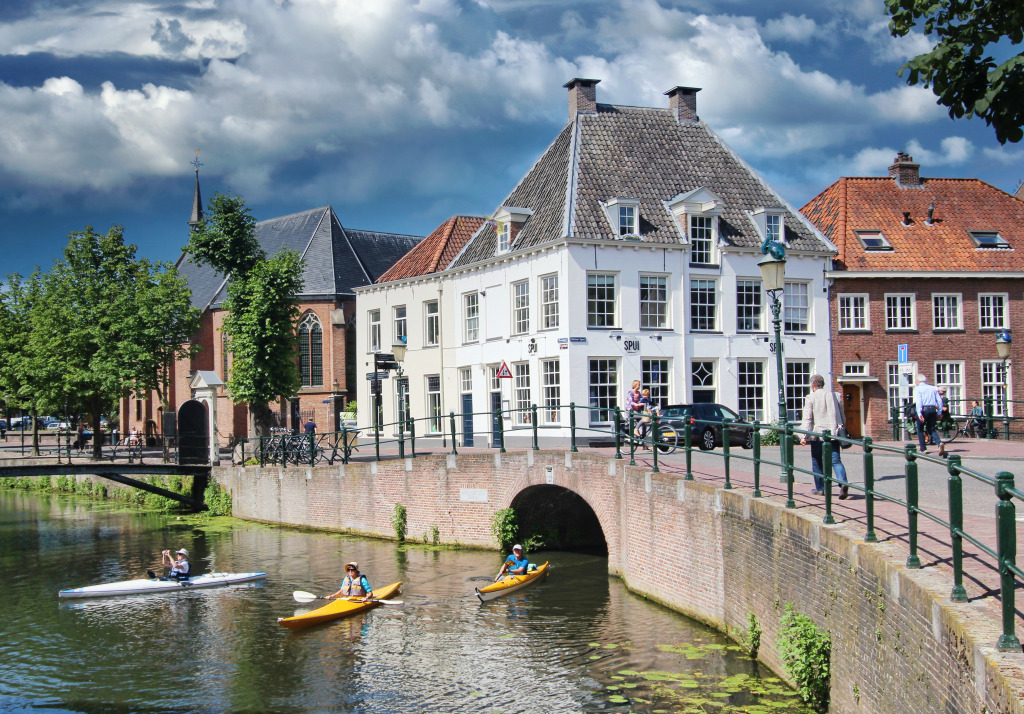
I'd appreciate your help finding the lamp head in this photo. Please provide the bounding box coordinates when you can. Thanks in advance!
[997,330,1012,359]
[391,337,407,363]
[757,253,787,293]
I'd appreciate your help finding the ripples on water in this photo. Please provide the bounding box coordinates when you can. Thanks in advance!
[0,490,810,713]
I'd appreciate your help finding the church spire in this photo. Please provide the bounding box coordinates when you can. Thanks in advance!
[188,149,203,232]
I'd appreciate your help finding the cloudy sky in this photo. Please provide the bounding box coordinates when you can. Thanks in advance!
[1,0,1021,279]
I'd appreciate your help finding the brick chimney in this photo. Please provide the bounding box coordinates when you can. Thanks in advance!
[665,86,700,122]
[564,78,599,121]
[888,151,921,187]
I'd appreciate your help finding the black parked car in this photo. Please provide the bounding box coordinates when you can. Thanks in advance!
[659,403,754,451]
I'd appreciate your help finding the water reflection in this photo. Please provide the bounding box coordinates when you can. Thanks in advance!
[0,490,810,713]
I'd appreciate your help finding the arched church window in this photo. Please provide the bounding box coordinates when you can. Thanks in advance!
[298,312,323,387]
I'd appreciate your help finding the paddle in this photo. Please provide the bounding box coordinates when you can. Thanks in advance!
[292,590,402,605]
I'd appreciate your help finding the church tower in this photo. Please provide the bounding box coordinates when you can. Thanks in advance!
[188,149,203,232]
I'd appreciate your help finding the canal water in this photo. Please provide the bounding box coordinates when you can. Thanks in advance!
[0,490,811,713]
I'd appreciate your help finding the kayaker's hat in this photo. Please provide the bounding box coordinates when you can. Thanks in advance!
[345,562,358,571]
[176,549,189,557]
[512,544,522,552]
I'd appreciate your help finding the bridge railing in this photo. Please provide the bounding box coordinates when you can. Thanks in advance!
[237,401,1022,651]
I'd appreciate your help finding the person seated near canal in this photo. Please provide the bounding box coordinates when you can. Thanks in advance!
[156,548,190,581]
[495,544,529,581]
[326,562,373,602]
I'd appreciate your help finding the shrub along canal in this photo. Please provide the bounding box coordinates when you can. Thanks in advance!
[0,487,811,713]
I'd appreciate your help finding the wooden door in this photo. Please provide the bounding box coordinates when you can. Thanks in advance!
[842,385,862,438]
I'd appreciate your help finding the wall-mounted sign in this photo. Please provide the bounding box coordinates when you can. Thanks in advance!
[622,338,640,354]
[557,337,568,344]
[570,336,587,343]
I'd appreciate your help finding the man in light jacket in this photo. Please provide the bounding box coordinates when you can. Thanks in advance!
[799,374,850,499]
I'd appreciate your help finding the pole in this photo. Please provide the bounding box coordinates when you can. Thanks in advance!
[770,290,787,482]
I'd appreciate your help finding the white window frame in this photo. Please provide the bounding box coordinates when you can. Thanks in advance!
[736,279,762,332]
[393,305,407,344]
[512,280,530,335]
[639,274,669,330]
[688,214,716,265]
[424,300,439,346]
[690,278,718,332]
[368,309,381,352]
[513,362,531,425]
[463,292,479,343]
[691,360,716,402]
[587,273,618,328]
[785,361,812,422]
[642,358,670,408]
[838,294,869,331]
[979,293,1008,330]
[460,368,472,393]
[783,282,810,333]
[737,360,765,422]
[887,362,918,421]
[541,359,561,424]
[588,358,618,425]
[934,361,965,416]
[932,293,962,331]
[540,274,559,330]
[602,198,641,238]
[970,231,1010,248]
[855,230,892,250]
[426,375,442,433]
[843,362,869,377]
[982,360,1011,416]
[497,220,510,253]
[885,293,916,331]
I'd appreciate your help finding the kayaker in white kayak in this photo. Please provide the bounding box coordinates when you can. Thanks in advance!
[495,544,529,581]
[161,548,191,581]
[326,562,373,602]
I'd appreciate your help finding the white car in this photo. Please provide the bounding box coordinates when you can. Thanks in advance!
[47,421,71,430]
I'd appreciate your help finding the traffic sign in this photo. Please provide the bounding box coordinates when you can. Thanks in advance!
[366,371,390,380]
[898,344,908,363]
[496,361,512,378]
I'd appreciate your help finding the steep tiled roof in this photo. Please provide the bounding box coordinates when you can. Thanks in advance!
[176,206,423,309]
[451,104,830,269]
[376,215,486,282]
[801,177,1024,272]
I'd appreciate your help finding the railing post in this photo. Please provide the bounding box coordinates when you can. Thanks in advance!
[374,423,381,461]
[995,471,1021,651]
[752,421,762,497]
[784,422,796,508]
[259,436,265,468]
[986,396,996,439]
[628,412,637,467]
[340,426,349,464]
[408,418,416,458]
[651,413,660,474]
[946,455,967,602]
[613,406,623,460]
[531,405,539,451]
[684,418,693,480]
[398,417,406,459]
[569,403,578,453]
[309,432,316,465]
[449,411,458,456]
[863,437,876,542]
[905,445,921,568]
[722,418,732,489]
[891,406,899,441]
[1005,418,1011,441]
[495,409,506,454]
[822,431,835,525]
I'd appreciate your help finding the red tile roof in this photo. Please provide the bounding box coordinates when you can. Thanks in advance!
[801,176,1024,272]
[375,215,486,283]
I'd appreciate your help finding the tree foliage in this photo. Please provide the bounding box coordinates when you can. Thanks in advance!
[0,271,49,454]
[184,192,304,436]
[887,0,1024,143]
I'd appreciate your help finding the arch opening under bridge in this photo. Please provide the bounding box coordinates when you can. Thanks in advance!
[511,484,607,556]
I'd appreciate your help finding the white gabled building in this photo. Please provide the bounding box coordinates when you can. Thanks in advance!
[356,79,836,448]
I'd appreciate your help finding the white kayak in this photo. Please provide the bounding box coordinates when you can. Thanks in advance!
[58,572,268,599]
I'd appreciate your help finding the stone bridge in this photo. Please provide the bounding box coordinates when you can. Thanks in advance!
[213,449,1024,714]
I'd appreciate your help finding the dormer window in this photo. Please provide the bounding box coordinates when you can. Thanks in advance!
[750,207,787,245]
[766,214,781,241]
[970,231,1010,249]
[497,221,510,252]
[602,198,641,238]
[855,230,892,250]
[493,206,533,256]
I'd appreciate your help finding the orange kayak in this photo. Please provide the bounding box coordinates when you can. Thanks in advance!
[475,562,549,602]
[278,581,402,630]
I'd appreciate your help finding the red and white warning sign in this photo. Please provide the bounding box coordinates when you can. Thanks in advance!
[496,361,513,378]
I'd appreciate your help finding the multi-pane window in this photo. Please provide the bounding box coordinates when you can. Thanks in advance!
[737,360,765,422]
[587,274,617,327]
[460,368,472,393]
[838,294,868,331]
[498,221,510,252]
[785,361,812,422]
[463,292,479,342]
[982,361,1009,416]
[640,275,668,329]
[690,279,717,331]
[619,205,637,236]
[934,361,964,416]
[783,282,810,332]
[298,312,323,387]
[368,309,381,352]
[513,363,531,425]
[541,274,559,329]
[489,365,501,392]
[642,359,670,408]
[426,375,442,433]
[393,305,407,344]
[766,213,782,241]
[933,294,961,330]
[979,294,1007,330]
[395,378,410,431]
[512,280,530,335]
[424,300,439,346]
[691,361,715,402]
[588,358,618,424]
[885,294,914,330]
[541,359,561,424]
[737,280,762,331]
[887,363,916,421]
[689,215,714,265]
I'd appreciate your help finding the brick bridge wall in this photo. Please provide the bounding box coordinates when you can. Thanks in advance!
[213,451,1022,714]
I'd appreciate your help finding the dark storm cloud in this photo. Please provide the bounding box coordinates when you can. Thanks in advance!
[0,51,210,91]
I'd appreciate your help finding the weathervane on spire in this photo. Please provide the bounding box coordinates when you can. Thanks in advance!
[192,149,203,173]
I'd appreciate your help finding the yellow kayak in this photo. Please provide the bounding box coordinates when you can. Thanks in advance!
[278,581,402,630]
[475,562,549,602]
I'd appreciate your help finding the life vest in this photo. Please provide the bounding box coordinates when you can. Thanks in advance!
[341,574,370,597]
[170,560,191,581]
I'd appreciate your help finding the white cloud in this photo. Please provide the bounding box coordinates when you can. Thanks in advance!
[762,14,817,44]
[906,137,973,165]
[982,145,1024,165]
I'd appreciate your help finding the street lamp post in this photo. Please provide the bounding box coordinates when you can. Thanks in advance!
[995,330,1012,439]
[759,241,788,483]
[392,338,408,431]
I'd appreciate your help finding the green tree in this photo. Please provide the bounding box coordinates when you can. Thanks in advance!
[185,193,304,436]
[887,0,1024,143]
[0,271,49,455]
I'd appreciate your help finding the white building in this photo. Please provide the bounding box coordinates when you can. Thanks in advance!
[356,79,836,448]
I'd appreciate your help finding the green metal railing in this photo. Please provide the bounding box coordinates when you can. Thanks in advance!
[241,401,1023,652]
[891,396,1024,442]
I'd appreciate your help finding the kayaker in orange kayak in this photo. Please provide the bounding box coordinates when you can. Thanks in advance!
[494,544,529,581]
[326,562,373,602]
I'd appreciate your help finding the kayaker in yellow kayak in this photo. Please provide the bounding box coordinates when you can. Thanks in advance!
[495,544,529,581]
[326,562,373,602]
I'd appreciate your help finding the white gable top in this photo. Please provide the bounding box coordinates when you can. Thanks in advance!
[190,371,225,389]
[665,187,724,216]
[496,206,534,222]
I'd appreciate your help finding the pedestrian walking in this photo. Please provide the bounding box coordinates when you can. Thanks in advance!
[914,374,946,457]
[799,374,850,498]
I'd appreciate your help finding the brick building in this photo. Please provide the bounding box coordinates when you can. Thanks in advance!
[120,184,422,443]
[801,153,1024,440]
